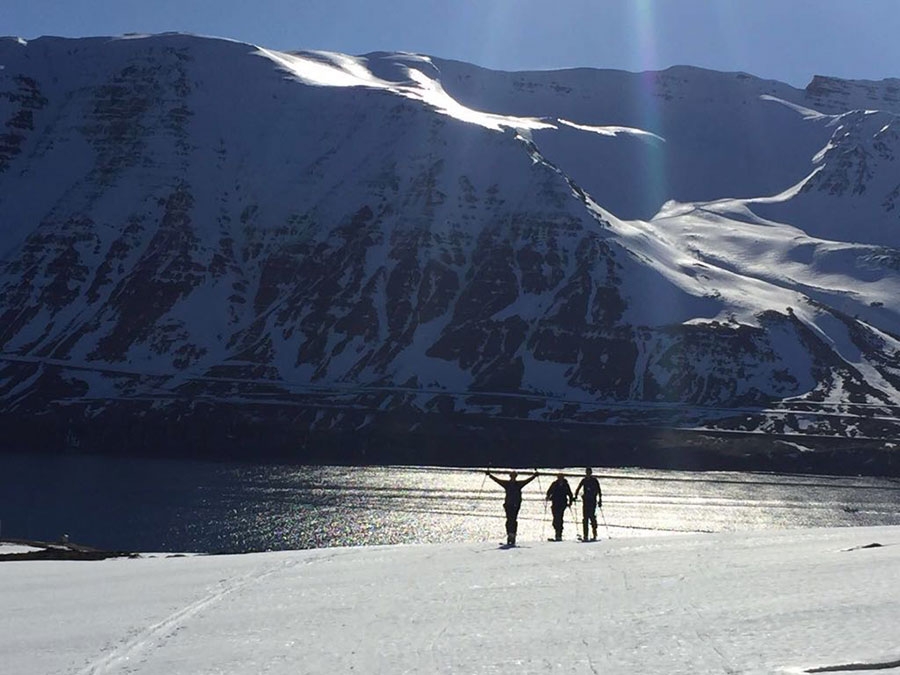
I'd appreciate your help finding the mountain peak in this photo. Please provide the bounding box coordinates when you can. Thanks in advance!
[2,36,900,465]
[804,74,900,114]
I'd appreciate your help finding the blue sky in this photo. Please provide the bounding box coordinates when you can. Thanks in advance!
[3,0,898,87]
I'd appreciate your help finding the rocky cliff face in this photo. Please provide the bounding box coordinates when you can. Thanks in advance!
[2,34,900,469]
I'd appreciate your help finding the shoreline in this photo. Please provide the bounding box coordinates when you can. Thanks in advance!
[0,538,137,561]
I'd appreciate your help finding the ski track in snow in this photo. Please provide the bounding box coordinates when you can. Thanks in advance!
[73,557,307,675]
[803,659,900,673]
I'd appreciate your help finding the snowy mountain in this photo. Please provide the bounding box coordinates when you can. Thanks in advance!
[3,34,900,470]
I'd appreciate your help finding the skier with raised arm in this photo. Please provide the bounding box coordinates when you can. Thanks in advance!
[574,467,602,541]
[485,470,538,546]
[545,472,574,541]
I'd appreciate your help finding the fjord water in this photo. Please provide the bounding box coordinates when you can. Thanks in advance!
[2,452,899,553]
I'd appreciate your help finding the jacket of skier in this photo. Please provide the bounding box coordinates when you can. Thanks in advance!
[487,472,537,510]
[575,475,602,508]
[546,477,574,509]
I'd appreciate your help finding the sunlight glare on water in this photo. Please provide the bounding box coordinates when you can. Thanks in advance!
[208,465,900,551]
[1,453,899,553]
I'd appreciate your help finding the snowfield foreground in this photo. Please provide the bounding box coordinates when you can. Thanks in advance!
[3,528,900,674]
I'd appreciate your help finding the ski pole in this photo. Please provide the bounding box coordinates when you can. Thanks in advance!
[478,468,491,541]
[600,505,611,539]
[542,499,548,540]
[534,468,544,541]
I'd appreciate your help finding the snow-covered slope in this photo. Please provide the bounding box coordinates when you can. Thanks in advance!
[751,109,900,246]
[2,34,900,463]
[434,60,831,220]
[3,527,900,674]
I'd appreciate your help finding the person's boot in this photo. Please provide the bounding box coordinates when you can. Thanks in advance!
[507,532,514,545]
[591,523,598,541]
[555,530,562,541]
[582,520,589,541]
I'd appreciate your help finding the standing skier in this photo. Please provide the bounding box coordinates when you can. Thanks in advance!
[485,470,538,546]
[545,472,574,541]
[574,467,603,541]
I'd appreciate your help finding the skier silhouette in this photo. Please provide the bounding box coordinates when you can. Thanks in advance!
[574,467,602,541]
[545,473,574,541]
[485,470,538,546]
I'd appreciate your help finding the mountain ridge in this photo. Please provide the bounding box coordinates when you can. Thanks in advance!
[2,33,900,472]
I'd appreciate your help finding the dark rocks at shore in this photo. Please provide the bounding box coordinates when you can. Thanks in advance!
[0,538,138,561]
